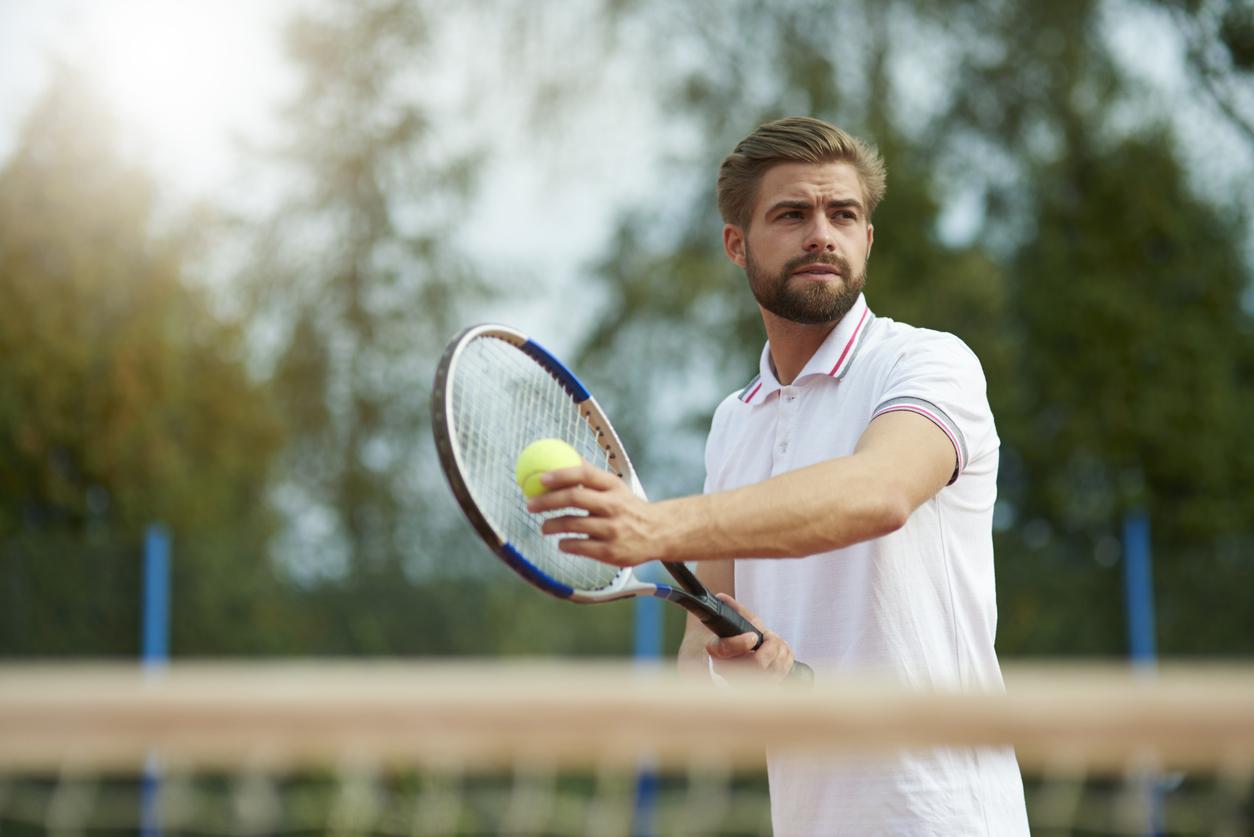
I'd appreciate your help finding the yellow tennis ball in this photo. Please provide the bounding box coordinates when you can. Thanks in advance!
[515,438,583,499]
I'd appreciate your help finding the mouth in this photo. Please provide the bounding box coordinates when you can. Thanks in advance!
[791,264,842,280]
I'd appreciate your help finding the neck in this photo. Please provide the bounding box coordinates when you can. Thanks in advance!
[761,309,841,385]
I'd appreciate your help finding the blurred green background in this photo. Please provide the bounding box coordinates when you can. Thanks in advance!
[1,0,1251,660]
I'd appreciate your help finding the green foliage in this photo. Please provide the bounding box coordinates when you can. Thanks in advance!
[221,1,645,658]
[1219,2,1254,69]
[1153,0,1254,142]
[999,129,1254,654]
[1009,130,1254,538]
[0,67,287,655]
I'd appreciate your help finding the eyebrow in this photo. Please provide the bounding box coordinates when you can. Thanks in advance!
[767,197,864,215]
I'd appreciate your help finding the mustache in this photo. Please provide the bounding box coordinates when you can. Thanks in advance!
[783,252,851,275]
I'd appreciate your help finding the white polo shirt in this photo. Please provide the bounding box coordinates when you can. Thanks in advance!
[704,293,1028,836]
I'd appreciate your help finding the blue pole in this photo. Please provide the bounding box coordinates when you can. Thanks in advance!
[631,569,664,837]
[141,523,170,837]
[634,595,663,663]
[142,524,170,668]
[1122,511,1162,836]
[1122,512,1157,668]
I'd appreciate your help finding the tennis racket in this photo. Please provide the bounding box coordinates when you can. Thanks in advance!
[431,323,768,645]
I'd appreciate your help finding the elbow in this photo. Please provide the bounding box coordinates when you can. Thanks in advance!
[870,494,911,538]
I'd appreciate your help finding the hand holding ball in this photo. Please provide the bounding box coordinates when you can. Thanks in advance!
[515,439,583,499]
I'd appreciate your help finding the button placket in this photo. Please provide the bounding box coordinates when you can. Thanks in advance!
[773,386,798,471]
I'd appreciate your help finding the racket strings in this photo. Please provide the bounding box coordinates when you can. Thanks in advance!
[450,337,622,592]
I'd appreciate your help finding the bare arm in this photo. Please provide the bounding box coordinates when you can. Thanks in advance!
[529,410,956,566]
[666,410,954,561]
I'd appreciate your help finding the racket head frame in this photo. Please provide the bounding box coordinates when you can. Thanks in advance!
[433,324,770,650]
[432,323,652,604]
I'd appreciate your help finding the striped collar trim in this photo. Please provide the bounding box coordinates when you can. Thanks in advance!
[828,302,874,381]
[739,294,874,405]
[737,374,763,403]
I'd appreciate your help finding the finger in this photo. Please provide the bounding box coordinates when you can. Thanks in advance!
[706,632,761,659]
[527,486,615,516]
[714,592,766,632]
[728,628,796,677]
[540,515,614,539]
[538,463,622,493]
[710,636,793,682]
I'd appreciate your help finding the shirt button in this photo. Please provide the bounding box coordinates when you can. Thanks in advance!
[779,442,788,452]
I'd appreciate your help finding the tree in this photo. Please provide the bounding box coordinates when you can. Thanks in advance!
[1156,0,1254,144]
[230,1,629,656]
[1001,127,1254,654]
[0,66,288,655]
[242,1,489,589]
[573,0,1254,657]
[929,0,1254,654]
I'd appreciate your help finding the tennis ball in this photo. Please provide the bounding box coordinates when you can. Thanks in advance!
[515,438,583,499]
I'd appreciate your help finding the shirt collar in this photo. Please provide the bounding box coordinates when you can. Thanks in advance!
[738,294,874,405]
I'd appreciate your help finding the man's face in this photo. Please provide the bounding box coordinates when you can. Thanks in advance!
[723,161,874,325]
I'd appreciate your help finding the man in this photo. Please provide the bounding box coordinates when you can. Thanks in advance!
[528,117,1029,835]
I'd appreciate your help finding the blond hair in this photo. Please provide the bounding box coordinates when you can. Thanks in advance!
[716,117,887,228]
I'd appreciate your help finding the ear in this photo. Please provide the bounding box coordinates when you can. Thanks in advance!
[723,224,747,268]
[866,222,874,260]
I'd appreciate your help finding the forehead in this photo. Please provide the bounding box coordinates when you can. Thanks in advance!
[753,160,864,214]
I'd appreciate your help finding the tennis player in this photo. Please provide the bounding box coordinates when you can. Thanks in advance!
[530,117,1029,835]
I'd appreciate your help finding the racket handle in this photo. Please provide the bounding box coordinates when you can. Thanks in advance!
[700,597,765,648]
[787,660,815,685]
[706,606,816,680]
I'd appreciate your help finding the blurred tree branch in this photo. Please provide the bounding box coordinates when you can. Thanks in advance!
[1159,0,1254,145]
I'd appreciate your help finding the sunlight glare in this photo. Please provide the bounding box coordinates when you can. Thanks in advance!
[81,0,289,193]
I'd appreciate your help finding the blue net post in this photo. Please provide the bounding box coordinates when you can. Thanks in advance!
[141,523,170,837]
[1123,510,1163,836]
[142,524,170,668]
[631,568,664,837]
[1122,511,1157,668]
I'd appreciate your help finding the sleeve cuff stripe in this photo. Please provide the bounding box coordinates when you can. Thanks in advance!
[871,399,968,482]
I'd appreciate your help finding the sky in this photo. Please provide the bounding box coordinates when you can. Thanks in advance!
[0,0,294,193]
[0,0,674,356]
[1,0,1250,331]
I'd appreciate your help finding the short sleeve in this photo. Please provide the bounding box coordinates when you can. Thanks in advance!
[871,332,997,485]
[703,393,738,494]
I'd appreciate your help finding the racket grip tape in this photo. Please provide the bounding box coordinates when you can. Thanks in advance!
[700,596,765,648]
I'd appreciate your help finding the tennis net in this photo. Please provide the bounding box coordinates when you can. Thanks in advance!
[1,661,1251,835]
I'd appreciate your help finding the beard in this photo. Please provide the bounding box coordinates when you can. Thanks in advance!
[745,245,866,325]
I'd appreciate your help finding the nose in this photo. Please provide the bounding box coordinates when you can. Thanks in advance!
[804,216,837,253]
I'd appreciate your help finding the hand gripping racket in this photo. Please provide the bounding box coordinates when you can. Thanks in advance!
[431,323,767,646]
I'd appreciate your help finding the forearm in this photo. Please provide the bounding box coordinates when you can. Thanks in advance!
[677,617,714,675]
[531,411,952,569]
[656,454,910,563]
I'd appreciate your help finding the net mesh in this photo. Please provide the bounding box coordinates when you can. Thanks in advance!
[449,335,622,592]
[2,662,1252,836]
